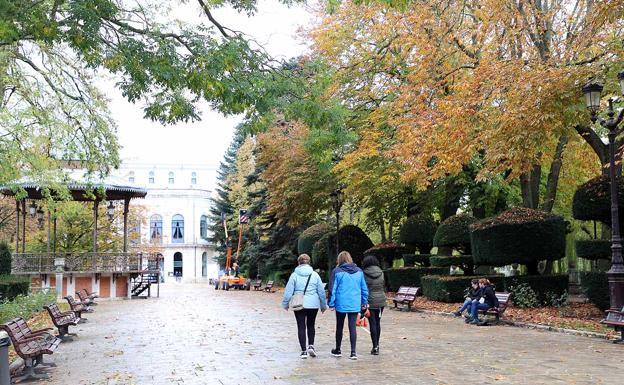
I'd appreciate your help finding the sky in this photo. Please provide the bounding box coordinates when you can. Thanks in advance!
[110,0,316,169]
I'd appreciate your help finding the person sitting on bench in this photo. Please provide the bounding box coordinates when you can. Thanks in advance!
[467,278,498,325]
[454,279,481,318]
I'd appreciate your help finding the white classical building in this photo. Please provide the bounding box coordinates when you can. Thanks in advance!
[116,162,219,283]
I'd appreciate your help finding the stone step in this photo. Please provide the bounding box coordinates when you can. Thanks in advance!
[567,293,589,304]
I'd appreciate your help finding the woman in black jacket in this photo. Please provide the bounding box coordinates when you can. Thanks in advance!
[468,278,499,324]
[362,255,385,355]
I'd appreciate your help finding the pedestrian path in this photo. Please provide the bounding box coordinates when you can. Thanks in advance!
[39,283,622,385]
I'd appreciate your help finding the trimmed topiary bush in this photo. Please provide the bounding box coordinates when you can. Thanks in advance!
[398,215,437,253]
[297,223,332,256]
[421,275,505,303]
[580,271,610,311]
[430,255,474,275]
[0,242,11,275]
[365,243,409,269]
[572,175,624,225]
[471,208,567,274]
[575,240,611,261]
[312,232,335,272]
[433,214,477,254]
[335,225,374,266]
[0,275,30,301]
[384,267,448,292]
[402,254,431,267]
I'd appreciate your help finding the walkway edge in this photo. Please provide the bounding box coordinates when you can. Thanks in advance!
[414,309,610,340]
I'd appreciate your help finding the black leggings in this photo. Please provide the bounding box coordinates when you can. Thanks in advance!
[335,311,358,354]
[369,307,383,348]
[294,308,318,351]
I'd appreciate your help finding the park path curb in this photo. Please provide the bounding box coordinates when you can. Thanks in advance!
[413,308,611,341]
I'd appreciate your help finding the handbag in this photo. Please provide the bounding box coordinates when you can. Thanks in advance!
[288,274,312,311]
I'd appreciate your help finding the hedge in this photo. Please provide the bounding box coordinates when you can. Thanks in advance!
[580,272,610,311]
[575,240,611,261]
[421,275,505,303]
[421,274,568,303]
[471,208,566,273]
[0,242,10,275]
[0,290,57,324]
[312,232,335,272]
[0,275,30,301]
[430,255,474,275]
[398,215,437,253]
[335,225,374,266]
[365,243,409,269]
[433,214,477,253]
[572,175,624,225]
[297,223,332,256]
[384,267,448,292]
[402,254,431,267]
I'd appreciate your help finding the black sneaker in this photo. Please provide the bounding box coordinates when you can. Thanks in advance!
[371,347,379,355]
[331,348,342,357]
[464,316,473,324]
[453,311,462,317]
[307,345,317,357]
[349,352,358,360]
[300,351,308,359]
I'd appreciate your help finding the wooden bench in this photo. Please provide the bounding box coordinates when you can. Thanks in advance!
[601,306,624,343]
[82,288,99,299]
[76,290,96,306]
[43,303,80,341]
[253,279,262,291]
[264,281,275,293]
[1,318,61,382]
[479,292,512,323]
[391,286,420,311]
[65,295,92,321]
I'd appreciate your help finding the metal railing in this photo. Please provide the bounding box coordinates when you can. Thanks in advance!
[11,252,162,275]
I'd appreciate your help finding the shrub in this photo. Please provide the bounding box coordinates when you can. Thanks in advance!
[471,207,567,274]
[398,215,437,253]
[297,223,332,256]
[0,242,11,275]
[430,255,475,275]
[335,225,374,266]
[365,243,409,269]
[575,240,611,261]
[421,275,505,303]
[572,175,624,225]
[433,214,477,254]
[507,283,540,308]
[384,267,448,292]
[505,274,569,304]
[0,275,31,301]
[402,254,431,267]
[312,232,335,272]
[0,290,57,324]
[580,271,610,311]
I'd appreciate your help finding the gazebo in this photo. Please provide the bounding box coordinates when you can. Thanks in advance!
[1,174,160,299]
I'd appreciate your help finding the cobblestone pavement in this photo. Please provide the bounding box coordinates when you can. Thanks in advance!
[36,283,623,385]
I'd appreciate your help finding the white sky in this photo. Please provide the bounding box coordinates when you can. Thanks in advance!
[110,0,316,167]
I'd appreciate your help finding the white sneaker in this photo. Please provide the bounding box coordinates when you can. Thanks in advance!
[300,351,308,359]
[307,345,317,357]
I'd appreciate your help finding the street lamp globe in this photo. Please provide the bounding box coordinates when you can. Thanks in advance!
[618,70,624,96]
[582,81,603,112]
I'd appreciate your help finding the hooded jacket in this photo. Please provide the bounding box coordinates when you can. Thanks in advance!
[479,285,499,308]
[328,263,368,313]
[281,264,328,310]
[363,265,386,309]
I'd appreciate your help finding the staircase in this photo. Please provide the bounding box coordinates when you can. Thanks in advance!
[131,273,159,298]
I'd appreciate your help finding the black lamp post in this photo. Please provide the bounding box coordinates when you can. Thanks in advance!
[330,189,344,256]
[582,73,624,311]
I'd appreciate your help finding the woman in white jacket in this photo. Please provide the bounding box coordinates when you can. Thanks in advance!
[281,254,328,358]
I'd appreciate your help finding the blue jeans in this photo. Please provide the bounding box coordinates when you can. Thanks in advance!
[470,302,491,319]
[458,299,475,314]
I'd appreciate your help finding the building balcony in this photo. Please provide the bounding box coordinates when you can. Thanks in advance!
[11,252,162,275]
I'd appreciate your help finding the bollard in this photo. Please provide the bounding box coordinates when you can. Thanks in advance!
[0,331,10,385]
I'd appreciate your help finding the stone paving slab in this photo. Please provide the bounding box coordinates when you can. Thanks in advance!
[33,283,623,385]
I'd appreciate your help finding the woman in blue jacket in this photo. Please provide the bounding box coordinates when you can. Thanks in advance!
[281,254,328,359]
[328,251,368,360]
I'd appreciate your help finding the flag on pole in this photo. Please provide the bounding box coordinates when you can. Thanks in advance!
[239,208,249,224]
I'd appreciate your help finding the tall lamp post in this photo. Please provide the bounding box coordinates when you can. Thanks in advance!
[582,72,624,311]
[330,189,344,256]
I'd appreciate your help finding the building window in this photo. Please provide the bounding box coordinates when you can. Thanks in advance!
[150,214,163,242]
[168,171,174,184]
[128,171,135,183]
[200,215,208,239]
[149,171,155,184]
[191,171,197,185]
[172,214,184,243]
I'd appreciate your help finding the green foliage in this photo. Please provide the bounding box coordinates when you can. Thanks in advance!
[298,223,332,256]
[575,240,611,261]
[572,176,624,225]
[402,254,431,267]
[505,275,569,305]
[312,231,336,273]
[0,275,30,301]
[433,214,477,253]
[364,242,408,268]
[420,275,505,303]
[430,255,474,275]
[384,267,448,292]
[0,241,10,275]
[0,290,57,324]
[336,225,374,265]
[507,283,540,308]
[580,272,610,311]
[471,208,567,271]
[398,215,437,253]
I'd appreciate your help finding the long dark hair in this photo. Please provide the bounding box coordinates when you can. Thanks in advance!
[361,255,380,269]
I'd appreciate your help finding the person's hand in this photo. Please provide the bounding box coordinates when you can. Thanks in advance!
[321,308,326,314]
[329,307,335,312]
[479,297,485,304]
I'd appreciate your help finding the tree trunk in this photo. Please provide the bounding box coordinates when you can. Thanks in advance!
[379,221,386,243]
[526,261,539,275]
[542,135,568,213]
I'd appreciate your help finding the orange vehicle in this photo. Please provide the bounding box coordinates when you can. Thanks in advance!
[215,214,248,290]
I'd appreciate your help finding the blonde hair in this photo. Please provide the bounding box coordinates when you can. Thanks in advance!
[478,278,491,286]
[297,254,311,265]
[336,251,353,266]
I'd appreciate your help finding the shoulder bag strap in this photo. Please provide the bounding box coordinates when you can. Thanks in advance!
[302,274,312,294]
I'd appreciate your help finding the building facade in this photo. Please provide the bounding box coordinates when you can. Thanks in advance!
[117,162,219,283]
